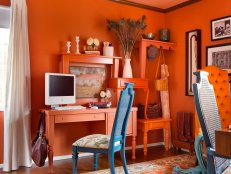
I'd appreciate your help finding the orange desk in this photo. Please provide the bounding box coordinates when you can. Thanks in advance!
[137,118,171,156]
[43,107,137,174]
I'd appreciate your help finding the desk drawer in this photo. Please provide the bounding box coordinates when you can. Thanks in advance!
[55,113,105,123]
[147,122,166,130]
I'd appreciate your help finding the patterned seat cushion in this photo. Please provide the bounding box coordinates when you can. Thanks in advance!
[73,134,120,149]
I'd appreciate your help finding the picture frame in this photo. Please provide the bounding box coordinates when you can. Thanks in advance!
[185,29,201,96]
[206,43,231,74]
[69,63,106,98]
[211,15,231,41]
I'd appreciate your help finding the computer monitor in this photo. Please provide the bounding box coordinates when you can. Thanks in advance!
[45,73,76,106]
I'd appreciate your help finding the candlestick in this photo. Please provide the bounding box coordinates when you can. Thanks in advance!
[67,41,71,54]
[75,36,80,54]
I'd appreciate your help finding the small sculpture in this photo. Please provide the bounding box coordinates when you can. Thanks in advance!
[100,89,111,103]
[75,36,80,54]
[86,37,99,51]
[67,41,71,54]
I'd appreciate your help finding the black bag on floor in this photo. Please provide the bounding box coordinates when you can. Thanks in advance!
[31,111,48,167]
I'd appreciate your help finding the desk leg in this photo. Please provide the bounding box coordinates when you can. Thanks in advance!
[165,127,169,151]
[132,135,136,159]
[143,131,148,156]
[48,145,54,174]
[46,114,55,174]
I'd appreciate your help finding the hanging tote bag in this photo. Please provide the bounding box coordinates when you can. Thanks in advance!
[31,111,48,167]
[154,48,168,91]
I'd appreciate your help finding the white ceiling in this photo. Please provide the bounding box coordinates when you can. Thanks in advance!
[129,0,189,9]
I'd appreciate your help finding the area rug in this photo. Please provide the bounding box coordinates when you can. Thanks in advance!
[86,154,197,174]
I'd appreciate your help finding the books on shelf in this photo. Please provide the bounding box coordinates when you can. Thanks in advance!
[84,51,100,55]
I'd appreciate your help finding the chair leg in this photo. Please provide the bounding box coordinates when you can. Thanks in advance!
[72,146,79,174]
[120,148,128,174]
[207,154,216,174]
[108,152,116,174]
[93,153,99,171]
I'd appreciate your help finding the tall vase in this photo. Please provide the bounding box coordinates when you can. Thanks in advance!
[122,58,133,78]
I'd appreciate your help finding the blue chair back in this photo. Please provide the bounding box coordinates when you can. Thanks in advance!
[109,83,134,151]
[193,71,230,174]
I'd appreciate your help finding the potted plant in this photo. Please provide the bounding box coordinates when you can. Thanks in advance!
[107,15,146,78]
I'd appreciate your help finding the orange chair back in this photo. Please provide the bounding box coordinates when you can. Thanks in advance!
[194,66,231,136]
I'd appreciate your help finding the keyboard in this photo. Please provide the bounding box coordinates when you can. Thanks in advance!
[53,105,86,110]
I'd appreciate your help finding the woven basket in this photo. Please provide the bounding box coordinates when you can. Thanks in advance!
[137,103,162,119]
[154,79,168,91]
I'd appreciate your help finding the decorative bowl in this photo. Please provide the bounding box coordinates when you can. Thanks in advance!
[142,33,155,40]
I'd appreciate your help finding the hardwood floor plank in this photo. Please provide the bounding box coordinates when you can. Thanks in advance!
[0,146,185,173]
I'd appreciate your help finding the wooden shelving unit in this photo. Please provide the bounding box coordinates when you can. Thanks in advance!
[138,39,176,78]
[140,39,176,50]
[60,54,122,78]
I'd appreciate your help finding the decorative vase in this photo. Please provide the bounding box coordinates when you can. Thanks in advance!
[122,58,133,78]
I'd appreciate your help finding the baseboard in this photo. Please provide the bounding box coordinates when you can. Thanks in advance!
[0,142,165,167]
[51,152,93,161]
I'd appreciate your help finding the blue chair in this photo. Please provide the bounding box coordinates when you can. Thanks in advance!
[72,83,134,174]
[193,71,231,174]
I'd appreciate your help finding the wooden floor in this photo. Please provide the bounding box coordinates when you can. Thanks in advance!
[0,146,184,174]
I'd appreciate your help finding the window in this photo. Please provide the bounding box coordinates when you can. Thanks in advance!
[0,28,9,110]
[0,6,10,110]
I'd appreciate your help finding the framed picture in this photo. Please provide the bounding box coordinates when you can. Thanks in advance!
[206,43,231,74]
[69,64,106,98]
[185,29,201,96]
[211,15,231,41]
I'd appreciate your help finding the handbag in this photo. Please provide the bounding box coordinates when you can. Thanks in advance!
[154,48,168,91]
[31,111,48,167]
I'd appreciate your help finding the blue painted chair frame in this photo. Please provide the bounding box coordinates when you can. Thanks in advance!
[72,83,134,174]
[193,71,231,174]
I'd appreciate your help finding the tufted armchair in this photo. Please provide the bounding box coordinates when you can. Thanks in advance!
[193,71,231,174]
[194,65,231,137]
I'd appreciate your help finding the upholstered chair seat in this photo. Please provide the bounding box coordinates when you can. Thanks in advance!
[73,134,120,149]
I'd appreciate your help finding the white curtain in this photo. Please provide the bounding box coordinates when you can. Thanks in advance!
[4,0,31,171]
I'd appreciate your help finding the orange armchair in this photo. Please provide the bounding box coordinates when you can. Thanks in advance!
[194,66,231,136]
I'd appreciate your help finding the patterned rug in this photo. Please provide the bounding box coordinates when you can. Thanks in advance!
[86,154,197,174]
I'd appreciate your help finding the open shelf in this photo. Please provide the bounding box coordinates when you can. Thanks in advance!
[139,39,176,50]
[60,54,122,78]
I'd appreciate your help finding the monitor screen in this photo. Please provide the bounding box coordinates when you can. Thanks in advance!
[45,73,76,106]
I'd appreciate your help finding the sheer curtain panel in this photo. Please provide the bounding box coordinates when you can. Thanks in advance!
[4,0,32,171]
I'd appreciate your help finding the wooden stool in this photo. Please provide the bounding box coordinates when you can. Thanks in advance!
[137,118,171,156]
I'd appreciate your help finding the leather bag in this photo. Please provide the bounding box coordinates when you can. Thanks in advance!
[31,111,48,167]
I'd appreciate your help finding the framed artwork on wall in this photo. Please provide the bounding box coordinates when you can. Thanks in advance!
[211,15,231,41]
[185,29,201,96]
[206,43,231,74]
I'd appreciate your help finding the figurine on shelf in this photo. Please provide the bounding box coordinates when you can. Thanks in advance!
[100,89,111,103]
[85,37,100,55]
[67,41,71,54]
[75,36,80,54]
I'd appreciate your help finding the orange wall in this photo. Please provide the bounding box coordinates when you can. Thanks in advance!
[26,0,166,158]
[166,0,231,141]
[0,0,10,6]
[1,0,231,164]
